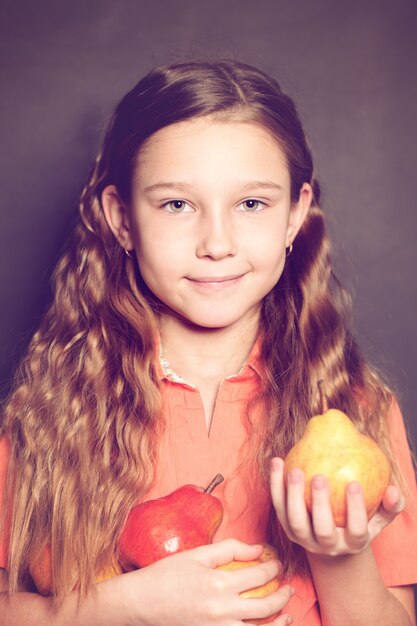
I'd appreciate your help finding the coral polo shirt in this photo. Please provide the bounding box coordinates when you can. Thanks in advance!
[1,343,417,624]
[146,344,417,624]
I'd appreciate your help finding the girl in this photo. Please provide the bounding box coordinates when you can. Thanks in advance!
[0,60,416,626]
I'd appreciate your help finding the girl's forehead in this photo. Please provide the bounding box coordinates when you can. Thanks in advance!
[132,117,291,199]
[137,116,289,167]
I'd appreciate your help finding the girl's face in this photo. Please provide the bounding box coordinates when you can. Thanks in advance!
[103,117,311,333]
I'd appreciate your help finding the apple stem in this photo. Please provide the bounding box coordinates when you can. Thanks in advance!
[204,474,224,494]
[318,380,329,412]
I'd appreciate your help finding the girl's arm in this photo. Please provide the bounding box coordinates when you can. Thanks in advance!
[307,550,415,626]
[271,458,416,626]
[0,540,295,626]
[0,568,126,626]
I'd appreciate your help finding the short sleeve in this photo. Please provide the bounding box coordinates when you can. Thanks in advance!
[371,401,417,586]
[0,437,11,570]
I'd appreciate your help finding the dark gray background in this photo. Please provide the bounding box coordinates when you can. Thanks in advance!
[0,0,416,601]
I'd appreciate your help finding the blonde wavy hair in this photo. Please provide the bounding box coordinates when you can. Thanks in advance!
[1,60,395,599]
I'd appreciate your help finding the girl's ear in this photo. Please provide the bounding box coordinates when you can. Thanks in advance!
[286,182,313,247]
[101,185,135,251]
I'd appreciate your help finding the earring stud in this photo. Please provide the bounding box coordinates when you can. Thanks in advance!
[124,249,132,258]
[286,243,293,257]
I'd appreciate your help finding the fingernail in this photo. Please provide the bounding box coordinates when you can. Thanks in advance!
[387,485,400,504]
[286,617,293,625]
[289,585,295,596]
[312,475,325,490]
[271,457,283,471]
[347,481,361,495]
[289,469,303,485]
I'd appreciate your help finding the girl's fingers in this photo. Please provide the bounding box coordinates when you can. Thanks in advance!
[285,469,313,542]
[240,585,294,624]
[271,459,313,545]
[270,457,287,521]
[381,485,404,515]
[273,615,294,626]
[345,482,369,549]
[227,559,281,596]
[310,475,337,548]
[196,539,264,568]
[368,485,405,538]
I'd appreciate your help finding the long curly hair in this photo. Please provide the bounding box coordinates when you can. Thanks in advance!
[1,60,394,599]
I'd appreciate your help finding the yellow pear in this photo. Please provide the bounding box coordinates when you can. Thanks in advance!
[284,408,391,527]
[95,561,123,583]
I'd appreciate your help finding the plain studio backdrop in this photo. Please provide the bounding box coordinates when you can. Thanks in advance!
[0,0,416,607]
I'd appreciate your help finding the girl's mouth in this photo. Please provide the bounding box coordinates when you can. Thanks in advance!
[185,274,246,291]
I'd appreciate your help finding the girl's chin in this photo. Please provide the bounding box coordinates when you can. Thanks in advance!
[160,308,260,334]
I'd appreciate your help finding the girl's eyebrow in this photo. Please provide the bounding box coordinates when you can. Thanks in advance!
[144,182,193,194]
[143,180,283,194]
[240,180,283,192]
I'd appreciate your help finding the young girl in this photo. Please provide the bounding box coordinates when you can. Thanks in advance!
[0,60,416,626]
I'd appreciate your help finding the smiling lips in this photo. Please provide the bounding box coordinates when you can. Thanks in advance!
[187,274,245,288]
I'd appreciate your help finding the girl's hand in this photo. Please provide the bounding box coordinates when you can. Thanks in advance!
[116,539,294,626]
[270,457,404,557]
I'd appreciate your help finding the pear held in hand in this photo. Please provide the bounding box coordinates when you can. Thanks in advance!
[119,474,224,569]
[284,386,391,527]
[217,544,281,625]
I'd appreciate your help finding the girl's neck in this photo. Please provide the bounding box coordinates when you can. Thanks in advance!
[158,313,260,385]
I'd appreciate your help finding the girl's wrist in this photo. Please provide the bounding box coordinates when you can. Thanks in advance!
[306,543,373,569]
[96,571,140,626]
[305,543,388,602]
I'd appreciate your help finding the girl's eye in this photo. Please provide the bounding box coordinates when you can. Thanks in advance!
[241,199,264,212]
[163,200,192,213]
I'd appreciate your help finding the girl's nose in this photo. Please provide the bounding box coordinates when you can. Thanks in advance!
[196,211,237,260]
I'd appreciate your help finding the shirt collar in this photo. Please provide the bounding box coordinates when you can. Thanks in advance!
[154,333,265,385]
